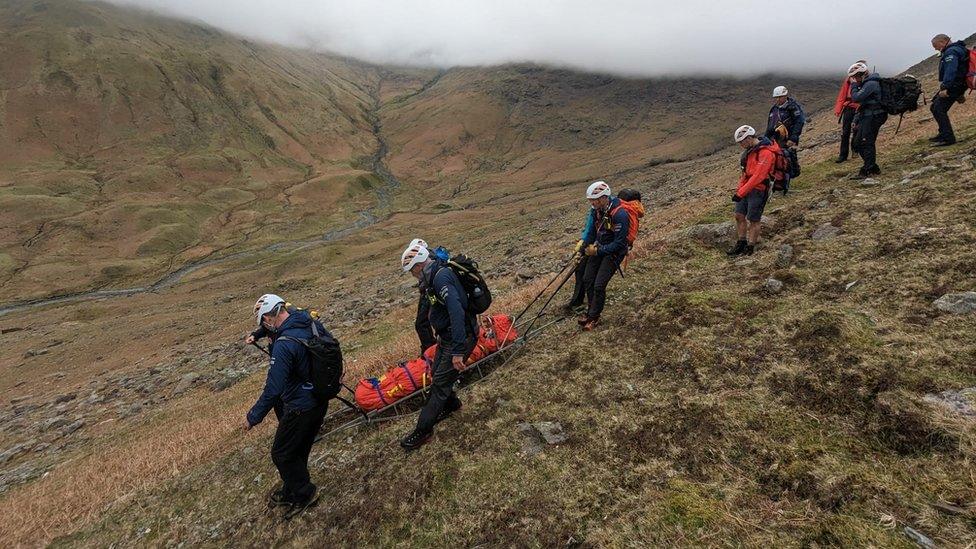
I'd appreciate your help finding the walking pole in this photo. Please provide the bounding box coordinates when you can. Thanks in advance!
[522,255,581,335]
[252,342,270,356]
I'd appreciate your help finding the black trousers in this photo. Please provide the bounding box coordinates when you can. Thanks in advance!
[415,334,476,434]
[855,112,888,173]
[567,258,587,307]
[271,402,327,503]
[415,295,436,355]
[931,89,965,141]
[583,253,623,319]
[839,106,856,159]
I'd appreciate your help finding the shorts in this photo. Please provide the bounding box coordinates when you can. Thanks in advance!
[733,187,769,222]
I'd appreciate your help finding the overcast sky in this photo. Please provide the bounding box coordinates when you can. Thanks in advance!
[108,0,974,76]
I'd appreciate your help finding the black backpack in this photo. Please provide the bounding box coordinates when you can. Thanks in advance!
[438,254,492,314]
[878,76,922,115]
[279,323,343,401]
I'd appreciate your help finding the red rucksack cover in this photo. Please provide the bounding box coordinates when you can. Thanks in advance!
[967,47,976,90]
[609,200,645,245]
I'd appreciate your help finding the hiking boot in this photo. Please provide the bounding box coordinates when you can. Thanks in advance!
[868,165,881,175]
[577,314,590,326]
[933,139,956,147]
[400,429,432,452]
[849,171,869,180]
[582,317,600,331]
[267,488,288,508]
[834,156,847,163]
[282,486,320,520]
[743,244,755,256]
[928,135,947,142]
[726,239,747,257]
[435,397,462,424]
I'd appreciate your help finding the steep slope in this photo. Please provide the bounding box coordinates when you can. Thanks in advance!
[22,32,976,548]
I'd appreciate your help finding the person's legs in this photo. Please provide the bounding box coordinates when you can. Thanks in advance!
[582,254,601,314]
[565,259,587,309]
[271,406,324,503]
[414,336,475,434]
[930,94,956,142]
[855,114,881,174]
[728,202,748,255]
[838,107,854,160]
[586,255,620,320]
[744,189,769,251]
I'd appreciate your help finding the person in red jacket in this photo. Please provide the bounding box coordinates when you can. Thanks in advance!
[833,59,865,163]
[728,125,777,257]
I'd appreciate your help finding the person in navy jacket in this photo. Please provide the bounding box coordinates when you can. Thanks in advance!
[579,181,630,331]
[244,294,330,512]
[398,243,478,451]
[929,34,969,146]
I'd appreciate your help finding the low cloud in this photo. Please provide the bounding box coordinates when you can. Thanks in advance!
[108,0,974,76]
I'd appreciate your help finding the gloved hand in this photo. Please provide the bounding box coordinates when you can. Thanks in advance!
[732,193,742,203]
[786,140,796,148]
[574,239,584,254]
[584,244,598,256]
[937,89,949,99]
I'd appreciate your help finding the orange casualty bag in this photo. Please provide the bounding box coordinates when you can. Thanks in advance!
[354,315,519,412]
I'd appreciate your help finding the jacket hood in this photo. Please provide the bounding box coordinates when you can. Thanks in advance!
[864,73,881,83]
[277,310,313,338]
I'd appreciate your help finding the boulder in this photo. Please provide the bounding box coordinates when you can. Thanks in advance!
[683,222,735,248]
[764,278,784,294]
[932,292,976,315]
[811,223,842,241]
[775,244,794,268]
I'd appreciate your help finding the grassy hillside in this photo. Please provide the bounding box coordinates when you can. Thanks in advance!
[1,1,973,546]
[0,0,381,301]
[37,57,976,549]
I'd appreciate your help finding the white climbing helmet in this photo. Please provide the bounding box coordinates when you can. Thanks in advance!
[772,85,789,98]
[401,242,430,272]
[586,181,611,199]
[253,294,285,326]
[734,125,756,143]
[847,62,868,77]
[407,238,429,250]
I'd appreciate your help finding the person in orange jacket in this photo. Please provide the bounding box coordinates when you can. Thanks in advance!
[728,125,778,257]
[833,59,865,163]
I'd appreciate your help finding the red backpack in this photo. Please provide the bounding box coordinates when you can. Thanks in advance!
[966,47,976,91]
[607,190,645,246]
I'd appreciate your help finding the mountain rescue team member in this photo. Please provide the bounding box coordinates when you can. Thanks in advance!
[243,294,330,515]
[833,61,865,163]
[406,238,438,355]
[847,62,887,178]
[728,125,777,257]
[764,86,806,150]
[929,34,969,146]
[399,242,478,451]
[578,181,630,331]
[563,213,595,313]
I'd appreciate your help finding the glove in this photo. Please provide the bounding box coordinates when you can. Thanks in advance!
[732,193,742,203]
[584,244,598,256]
[574,239,584,254]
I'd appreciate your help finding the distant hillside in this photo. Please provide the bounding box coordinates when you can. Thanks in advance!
[0,0,381,301]
[381,67,837,201]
